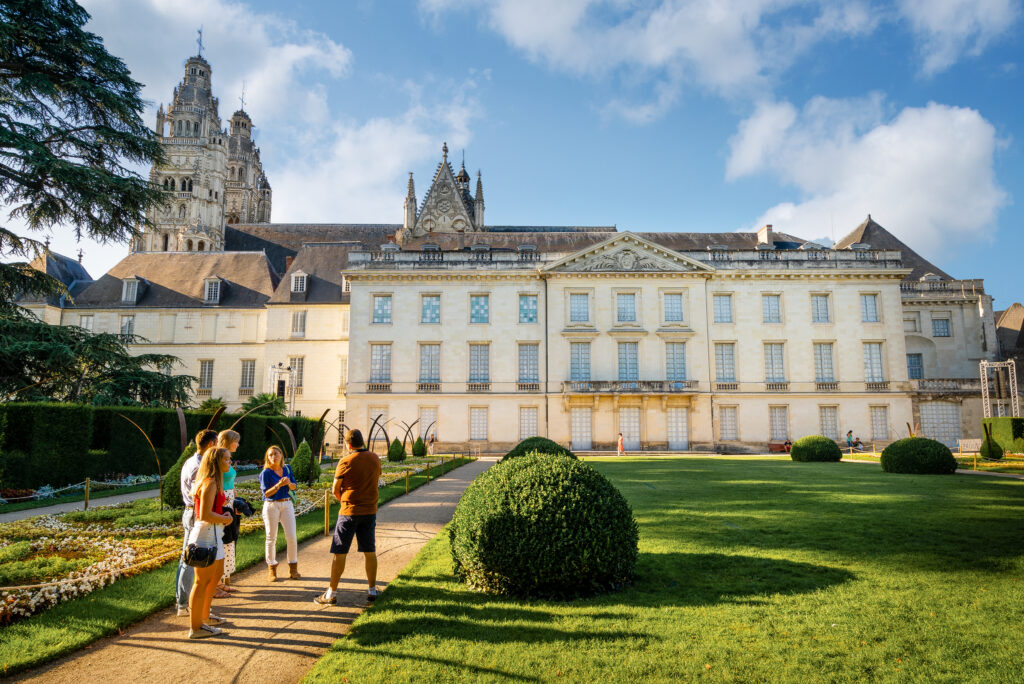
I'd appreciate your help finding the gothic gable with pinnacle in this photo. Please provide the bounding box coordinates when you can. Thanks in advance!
[413,155,476,237]
[543,233,716,274]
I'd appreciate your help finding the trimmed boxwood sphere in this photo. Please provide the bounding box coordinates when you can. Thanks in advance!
[790,435,843,462]
[980,439,1004,461]
[450,453,638,599]
[502,436,576,462]
[881,437,958,474]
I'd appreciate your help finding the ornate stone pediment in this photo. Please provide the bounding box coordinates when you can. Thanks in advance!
[543,233,715,274]
[413,155,475,237]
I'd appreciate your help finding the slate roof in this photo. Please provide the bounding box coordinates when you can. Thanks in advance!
[269,242,362,305]
[225,224,398,274]
[20,251,93,306]
[72,251,278,309]
[835,216,950,280]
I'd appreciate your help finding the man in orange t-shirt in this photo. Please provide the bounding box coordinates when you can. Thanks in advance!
[314,428,382,605]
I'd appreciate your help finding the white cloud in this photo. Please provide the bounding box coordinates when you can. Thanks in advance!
[897,0,1020,75]
[727,96,1008,251]
[422,0,877,121]
[271,83,481,223]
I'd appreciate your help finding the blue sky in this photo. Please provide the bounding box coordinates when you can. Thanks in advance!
[48,1,1024,307]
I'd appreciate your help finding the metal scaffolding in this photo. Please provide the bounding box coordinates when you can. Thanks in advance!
[980,360,1019,418]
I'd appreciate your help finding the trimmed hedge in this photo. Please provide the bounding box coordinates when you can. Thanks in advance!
[980,418,1024,455]
[980,439,1004,461]
[790,435,843,462]
[450,453,638,599]
[412,436,427,458]
[387,438,406,463]
[502,436,576,462]
[290,441,315,484]
[160,443,197,509]
[0,403,315,490]
[881,437,958,475]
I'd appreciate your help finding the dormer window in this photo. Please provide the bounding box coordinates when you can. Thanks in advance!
[341,274,351,293]
[204,278,221,304]
[291,272,307,293]
[121,278,138,304]
[381,243,400,252]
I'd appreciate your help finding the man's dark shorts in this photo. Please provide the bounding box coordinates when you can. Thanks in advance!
[330,513,376,554]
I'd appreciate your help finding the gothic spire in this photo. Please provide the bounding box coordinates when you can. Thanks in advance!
[475,170,483,202]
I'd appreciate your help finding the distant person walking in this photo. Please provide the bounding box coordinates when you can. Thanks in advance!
[176,429,218,617]
[428,433,436,457]
[217,429,241,595]
[260,445,299,581]
[187,446,233,639]
[617,432,625,456]
[315,428,382,605]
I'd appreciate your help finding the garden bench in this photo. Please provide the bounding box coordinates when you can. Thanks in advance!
[767,442,788,453]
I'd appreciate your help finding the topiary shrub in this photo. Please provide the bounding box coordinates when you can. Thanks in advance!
[881,437,958,474]
[387,438,406,462]
[450,453,638,599]
[790,435,842,462]
[502,436,576,462]
[161,442,196,509]
[290,440,315,484]
[412,436,427,458]
[981,439,1004,461]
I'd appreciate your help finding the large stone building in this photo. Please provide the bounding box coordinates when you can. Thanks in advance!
[23,52,1000,452]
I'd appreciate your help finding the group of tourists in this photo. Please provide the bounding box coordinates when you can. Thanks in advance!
[175,427,383,639]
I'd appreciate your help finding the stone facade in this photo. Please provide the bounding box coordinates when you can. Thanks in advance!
[23,52,998,453]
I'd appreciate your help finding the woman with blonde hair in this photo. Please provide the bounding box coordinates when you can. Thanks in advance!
[259,445,299,581]
[187,447,233,639]
[216,429,241,596]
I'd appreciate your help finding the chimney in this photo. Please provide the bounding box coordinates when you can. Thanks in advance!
[284,256,294,271]
[757,224,773,246]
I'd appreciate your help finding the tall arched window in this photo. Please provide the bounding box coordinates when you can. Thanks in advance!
[162,234,169,251]
[188,179,193,192]
[176,120,182,135]
[169,178,175,191]
[162,179,168,190]
[179,205,185,219]
[198,241,204,251]
[186,239,193,251]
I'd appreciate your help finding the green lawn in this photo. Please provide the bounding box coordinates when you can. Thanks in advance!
[0,457,473,677]
[304,456,1024,683]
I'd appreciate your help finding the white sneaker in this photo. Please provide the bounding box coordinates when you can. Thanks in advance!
[200,624,223,635]
[207,613,228,624]
[176,606,189,617]
[367,587,378,602]
[187,628,212,639]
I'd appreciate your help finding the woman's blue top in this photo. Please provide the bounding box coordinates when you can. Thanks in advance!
[222,465,237,491]
[259,465,296,501]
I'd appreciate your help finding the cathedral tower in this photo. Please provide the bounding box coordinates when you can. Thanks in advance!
[136,54,228,252]
[225,109,273,224]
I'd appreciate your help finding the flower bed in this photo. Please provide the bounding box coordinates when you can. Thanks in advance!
[0,481,326,625]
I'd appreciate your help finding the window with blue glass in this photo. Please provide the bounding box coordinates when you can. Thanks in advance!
[618,342,639,381]
[664,293,684,322]
[469,344,489,382]
[519,294,538,323]
[932,318,951,337]
[470,294,489,323]
[666,342,687,382]
[616,293,636,323]
[570,342,590,381]
[421,295,440,324]
[569,293,589,322]
[372,294,391,324]
[907,353,923,379]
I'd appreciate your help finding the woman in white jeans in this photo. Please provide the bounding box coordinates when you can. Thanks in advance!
[259,445,299,582]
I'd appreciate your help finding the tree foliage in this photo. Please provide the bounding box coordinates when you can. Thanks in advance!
[197,396,226,412]
[0,315,193,406]
[0,0,167,313]
[240,392,286,416]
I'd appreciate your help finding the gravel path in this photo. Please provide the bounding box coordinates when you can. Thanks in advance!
[13,459,492,684]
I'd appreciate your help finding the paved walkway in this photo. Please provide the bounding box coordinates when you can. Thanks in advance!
[0,475,261,524]
[13,459,491,684]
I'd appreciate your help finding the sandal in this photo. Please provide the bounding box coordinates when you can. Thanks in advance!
[213,588,231,599]
[218,582,236,593]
